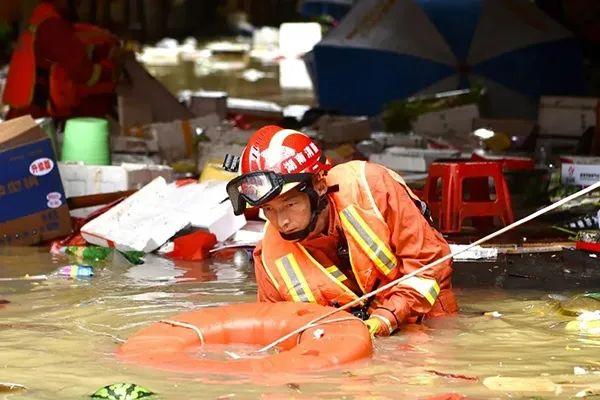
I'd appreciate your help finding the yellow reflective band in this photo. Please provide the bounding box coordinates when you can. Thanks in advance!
[86,64,102,86]
[297,244,359,299]
[326,265,348,282]
[276,254,316,303]
[28,24,38,34]
[261,251,280,290]
[340,206,397,276]
[399,276,440,305]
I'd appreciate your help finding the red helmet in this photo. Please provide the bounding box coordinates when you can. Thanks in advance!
[240,125,330,175]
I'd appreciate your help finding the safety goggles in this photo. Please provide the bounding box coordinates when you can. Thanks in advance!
[226,171,313,215]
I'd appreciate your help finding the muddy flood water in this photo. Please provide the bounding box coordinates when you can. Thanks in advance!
[2,246,600,399]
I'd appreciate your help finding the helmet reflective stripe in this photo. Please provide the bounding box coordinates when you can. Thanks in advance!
[240,125,327,176]
[261,129,306,172]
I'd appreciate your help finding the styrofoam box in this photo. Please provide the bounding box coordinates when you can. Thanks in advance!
[413,104,480,136]
[279,22,321,57]
[279,58,313,90]
[369,147,460,172]
[58,162,174,198]
[538,96,598,137]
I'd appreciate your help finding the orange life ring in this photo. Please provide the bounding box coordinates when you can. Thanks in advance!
[117,302,372,374]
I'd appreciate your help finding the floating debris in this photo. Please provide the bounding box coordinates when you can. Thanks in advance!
[0,382,26,393]
[91,383,153,400]
[286,383,301,392]
[426,370,479,382]
[483,311,503,318]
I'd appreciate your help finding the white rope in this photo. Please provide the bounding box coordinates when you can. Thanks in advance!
[159,319,205,346]
[255,180,600,354]
[296,316,359,344]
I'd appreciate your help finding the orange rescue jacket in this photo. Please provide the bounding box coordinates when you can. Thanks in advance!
[3,3,117,117]
[2,2,59,109]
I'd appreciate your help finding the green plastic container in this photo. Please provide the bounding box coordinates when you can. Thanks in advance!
[61,118,111,165]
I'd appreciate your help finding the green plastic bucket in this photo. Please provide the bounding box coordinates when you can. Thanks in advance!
[61,117,111,165]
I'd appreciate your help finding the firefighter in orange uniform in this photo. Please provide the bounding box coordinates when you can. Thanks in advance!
[3,0,119,120]
[226,126,458,337]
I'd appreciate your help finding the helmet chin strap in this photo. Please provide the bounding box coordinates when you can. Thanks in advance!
[279,182,328,242]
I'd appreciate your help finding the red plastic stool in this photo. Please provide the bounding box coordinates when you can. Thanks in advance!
[424,161,514,233]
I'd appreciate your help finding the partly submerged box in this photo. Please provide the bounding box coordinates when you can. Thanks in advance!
[0,116,71,246]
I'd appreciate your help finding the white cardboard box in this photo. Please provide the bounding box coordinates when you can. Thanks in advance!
[413,104,480,136]
[538,96,598,137]
[561,156,600,186]
[369,147,460,172]
[58,162,174,198]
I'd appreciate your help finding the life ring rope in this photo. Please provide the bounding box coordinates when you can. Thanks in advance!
[159,319,205,345]
[160,316,358,353]
[118,303,373,374]
[296,317,358,345]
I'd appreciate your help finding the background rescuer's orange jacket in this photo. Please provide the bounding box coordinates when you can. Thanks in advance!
[254,161,458,334]
[3,1,116,118]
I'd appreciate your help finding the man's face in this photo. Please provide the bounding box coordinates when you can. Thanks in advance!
[261,186,312,238]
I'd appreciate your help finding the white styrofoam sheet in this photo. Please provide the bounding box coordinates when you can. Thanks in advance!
[81,178,245,252]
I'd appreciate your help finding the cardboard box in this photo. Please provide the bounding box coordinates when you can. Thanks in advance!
[148,114,221,163]
[561,156,600,186]
[317,115,371,144]
[189,91,228,120]
[111,135,159,154]
[413,104,480,136]
[0,116,71,246]
[118,95,153,135]
[538,96,598,137]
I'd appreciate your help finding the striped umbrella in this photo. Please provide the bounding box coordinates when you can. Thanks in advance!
[312,0,586,117]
